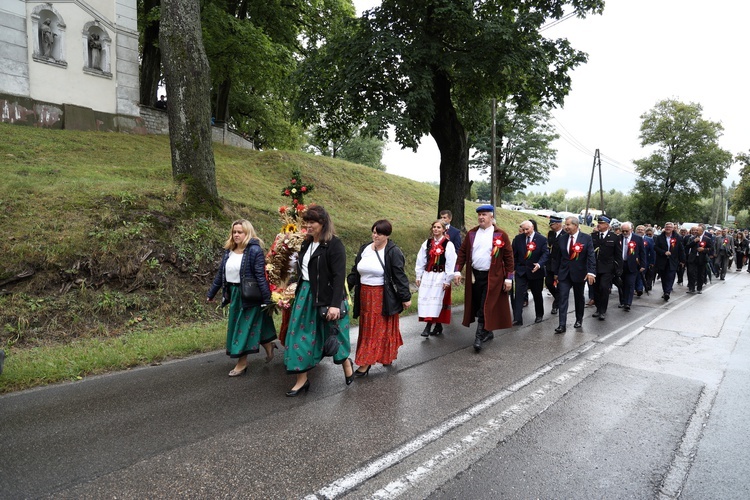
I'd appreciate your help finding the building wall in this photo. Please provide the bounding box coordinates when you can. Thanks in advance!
[0,0,30,96]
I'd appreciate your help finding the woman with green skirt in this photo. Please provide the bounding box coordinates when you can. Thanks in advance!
[208,219,277,376]
[284,205,354,396]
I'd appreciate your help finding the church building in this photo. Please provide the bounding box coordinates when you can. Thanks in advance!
[0,0,141,130]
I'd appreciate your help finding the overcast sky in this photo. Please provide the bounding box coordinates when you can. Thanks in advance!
[352,0,748,198]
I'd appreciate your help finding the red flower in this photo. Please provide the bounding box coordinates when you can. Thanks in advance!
[279,206,287,213]
[301,186,307,192]
[284,189,290,196]
[699,241,706,248]
[291,179,296,184]
[570,242,584,260]
[525,241,536,259]
[492,236,505,259]
[670,237,676,248]
[293,199,298,204]
[628,240,636,255]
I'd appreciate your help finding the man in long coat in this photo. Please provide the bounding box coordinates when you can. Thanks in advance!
[455,205,514,351]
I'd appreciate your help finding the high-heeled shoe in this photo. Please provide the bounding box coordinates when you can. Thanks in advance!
[420,323,432,337]
[265,343,278,363]
[344,358,354,385]
[353,365,370,378]
[286,380,310,397]
[432,323,443,336]
[228,366,247,377]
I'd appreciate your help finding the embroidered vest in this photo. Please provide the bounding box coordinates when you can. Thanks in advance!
[425,238,449,273]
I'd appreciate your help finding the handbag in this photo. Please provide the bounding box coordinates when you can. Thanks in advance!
[241,275,262,302]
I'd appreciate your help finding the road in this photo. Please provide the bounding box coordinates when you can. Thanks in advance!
[1,272,749,499]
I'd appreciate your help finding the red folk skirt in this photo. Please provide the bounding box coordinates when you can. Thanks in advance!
[355,284,403,366]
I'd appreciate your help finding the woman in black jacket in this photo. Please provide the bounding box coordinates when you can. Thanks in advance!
[348,220,412,377]
[283,205,354,396]
[207,219,277,376]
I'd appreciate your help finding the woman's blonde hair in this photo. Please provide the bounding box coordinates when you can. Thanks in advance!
[223,219,263,250]
[429,219,447,238]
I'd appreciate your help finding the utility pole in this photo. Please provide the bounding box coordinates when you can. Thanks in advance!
[583,149,604,226]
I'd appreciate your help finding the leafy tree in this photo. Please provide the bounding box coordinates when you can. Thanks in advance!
[294,0,604,226]
[630,99,733,223]
[473,180,492,202]
[160,0,218,203]
[732,151,750,211]
[470,102,559,202]
[138,0,162,106]
[338,135,386,171]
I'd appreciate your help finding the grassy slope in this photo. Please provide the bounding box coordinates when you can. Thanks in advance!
[0,123,551,392]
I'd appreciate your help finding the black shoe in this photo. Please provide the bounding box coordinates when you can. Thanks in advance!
[473,334,483,351]
[697,290,702,294]
[720,277,725,280]
[513,320,523,326]
[551,307,558,315]
[480,330,494,343]
[421,323,432,337]
[432,323,443,336]
[286,380,310,397]
[636,291,642,297]
[617,304,625,308]
[535,316,543,324]
[344,358,354,385]
[598,313,606,321]
[592,311,601,318]
[664,294,670,301]
[624,305,630,311]
[677,281,683,285]
[353,365,370,378]
[554,326,566,334]
[687,289,694,294]
[574,320,583,328]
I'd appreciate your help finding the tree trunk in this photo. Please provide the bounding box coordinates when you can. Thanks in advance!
[160,0,219,203]
[213,79,231,123]
[430,71,469,230]
[139,0,162,106]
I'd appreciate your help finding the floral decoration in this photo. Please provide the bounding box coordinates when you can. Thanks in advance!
[628,240,636,255]
[280,168,314,219]
[570,242,584,260]
[492,235,505,259]
[428,237,446,266]
[670,237,676,249]
[525,241,537,259]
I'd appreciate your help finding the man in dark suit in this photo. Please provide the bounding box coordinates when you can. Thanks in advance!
[591,215,622,321]
[685,224,711,294]
[512,220,549,325]
[551,216,596,333]
[618,222,646,311]
[440,210,462,251]
[545,215,564,315]
[654,222,686,300]
[713,227,734,280]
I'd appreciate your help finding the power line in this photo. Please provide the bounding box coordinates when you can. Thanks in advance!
[540,11,578,32]
[551,118,637,176]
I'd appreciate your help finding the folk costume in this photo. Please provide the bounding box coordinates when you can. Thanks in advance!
[207,239,277,359]
[455,206,514,350]
[284,236,351,374]
[416,236,457,335]
[349,240,411,367]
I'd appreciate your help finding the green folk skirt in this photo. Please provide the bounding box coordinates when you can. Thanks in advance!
[284,280,351,374]
[226,284,277,358]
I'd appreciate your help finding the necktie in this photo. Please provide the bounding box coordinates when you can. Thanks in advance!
[623,237,629,260]
[569,236,574,254]
[527,236,531,245]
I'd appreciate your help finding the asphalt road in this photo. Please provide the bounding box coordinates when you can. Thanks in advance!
[1,272,749,499]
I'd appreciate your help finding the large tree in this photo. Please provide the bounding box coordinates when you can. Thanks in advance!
[294,0,604,227]
[630,99,733,223]
[731,151,750,211]
[138,0,162,106]
[470,102,559,202]
[160,0,218,203]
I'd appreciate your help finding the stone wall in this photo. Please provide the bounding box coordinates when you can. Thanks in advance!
[140,105,255,150]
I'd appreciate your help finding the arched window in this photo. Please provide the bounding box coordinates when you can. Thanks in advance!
[31,4,67,68]
[82,21,112,77]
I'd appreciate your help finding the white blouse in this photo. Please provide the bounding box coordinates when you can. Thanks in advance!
[225,251,243,283]
[300,242,319,281]
[357,245,385,286]
[415,238,458,283]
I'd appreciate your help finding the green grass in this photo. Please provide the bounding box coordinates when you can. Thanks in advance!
[0,123,551,393]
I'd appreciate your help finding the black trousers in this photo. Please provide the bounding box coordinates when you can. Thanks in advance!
[471,269,489,326]
[594,271,614,314]
[557,277,585,327]
[687,261,704,291]
[513,275,544,322]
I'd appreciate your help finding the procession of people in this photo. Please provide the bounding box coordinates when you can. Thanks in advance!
[208,192,743,396]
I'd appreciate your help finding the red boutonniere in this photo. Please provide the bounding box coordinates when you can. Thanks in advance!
[628,240,636,255]
[428,238,445,265]
[699,241,706,248]
[492,236,505,259]
[670,237,676,249]
[570,242,584,260]
[525,241,537,259]
[723,238,728,246]
[644,241,648,247]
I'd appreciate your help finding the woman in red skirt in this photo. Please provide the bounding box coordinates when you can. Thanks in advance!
[348,220,412,377]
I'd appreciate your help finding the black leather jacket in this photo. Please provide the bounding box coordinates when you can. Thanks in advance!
[349,240,411,318]
[297,236,347,308]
